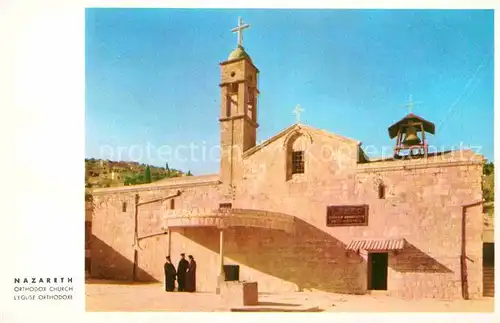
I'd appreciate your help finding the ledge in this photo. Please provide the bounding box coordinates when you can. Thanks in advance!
[154,208,295,233]
[219,114,259,128]
[356,159,483,173]
[91,177,221,195]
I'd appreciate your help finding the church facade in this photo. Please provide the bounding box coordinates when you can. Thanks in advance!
[87,20,485,299]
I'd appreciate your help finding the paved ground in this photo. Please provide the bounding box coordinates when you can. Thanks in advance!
[85,279,494,312]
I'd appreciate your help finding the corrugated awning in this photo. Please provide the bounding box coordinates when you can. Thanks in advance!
[346,238,406,252]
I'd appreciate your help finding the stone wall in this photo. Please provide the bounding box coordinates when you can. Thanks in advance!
[355,159,483,299]
[235,130,483,299]
[89,128,483,299]
[90,180,223,282]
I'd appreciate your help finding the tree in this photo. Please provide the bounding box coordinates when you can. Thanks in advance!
[186,170,193,176]
[483,161,494,203]
[124,176,135,186]
[145,166,152,183]
[165,162,171,177]
[484,161,494,176]
[136,174,145,183]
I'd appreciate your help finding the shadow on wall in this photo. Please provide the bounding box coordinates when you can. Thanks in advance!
[181,218,366,293]
[390,241,453,273]
[89,235,159,283]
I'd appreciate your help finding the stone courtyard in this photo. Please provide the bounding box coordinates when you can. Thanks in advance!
[85,279,494,312]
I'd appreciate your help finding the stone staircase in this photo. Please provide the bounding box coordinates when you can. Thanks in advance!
[483,266,494,297]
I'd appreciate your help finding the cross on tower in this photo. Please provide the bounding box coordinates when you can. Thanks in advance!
[231,17,250,47]
[293,104,304,123]
[403,95,422,114]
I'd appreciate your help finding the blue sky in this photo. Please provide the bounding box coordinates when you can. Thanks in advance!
[86,9,494,175]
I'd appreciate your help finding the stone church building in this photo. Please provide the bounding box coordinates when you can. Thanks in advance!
[87,20,489,299]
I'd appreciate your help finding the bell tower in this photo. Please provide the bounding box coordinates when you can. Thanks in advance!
[388,98,435,159]
[219,17,259,186]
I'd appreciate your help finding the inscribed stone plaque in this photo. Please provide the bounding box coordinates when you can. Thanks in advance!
[326,204,369,227]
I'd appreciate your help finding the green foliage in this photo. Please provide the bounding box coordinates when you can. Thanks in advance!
[186,170,193,176]
[124,176,136,186]
[482,161,494,203]
[145,166,152,183]
[483,161,494,176]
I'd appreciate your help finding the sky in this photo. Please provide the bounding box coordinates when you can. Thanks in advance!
[85,9,494,175]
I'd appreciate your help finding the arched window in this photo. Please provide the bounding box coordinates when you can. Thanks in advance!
[226,83,238,117]
[286,133,309,180]
[122,202,127,212]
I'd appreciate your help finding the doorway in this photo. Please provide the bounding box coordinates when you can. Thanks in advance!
[368,253,388,290]
[482,243,495,297]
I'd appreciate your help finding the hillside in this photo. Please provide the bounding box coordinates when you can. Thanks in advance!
[85,158,192,189]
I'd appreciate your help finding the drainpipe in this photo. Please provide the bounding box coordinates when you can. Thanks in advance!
[133,194,140,281]
[132,190,182,281]
[216,228,225,295]
[461,200,483,300]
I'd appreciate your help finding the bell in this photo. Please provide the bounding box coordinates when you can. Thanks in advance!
[402,126,421,146]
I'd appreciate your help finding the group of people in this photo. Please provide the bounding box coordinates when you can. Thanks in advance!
[164,253,197,292]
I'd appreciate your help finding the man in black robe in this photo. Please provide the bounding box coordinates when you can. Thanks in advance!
[185,254,197,292]
[163,256,176,292]
[177,253,189,292]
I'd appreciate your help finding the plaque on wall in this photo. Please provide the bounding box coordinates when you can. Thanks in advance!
[326,204,369,227]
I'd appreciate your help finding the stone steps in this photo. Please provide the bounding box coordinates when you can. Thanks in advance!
[483,267,494,297]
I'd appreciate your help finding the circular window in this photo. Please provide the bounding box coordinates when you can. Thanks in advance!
[230,72,236,77]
